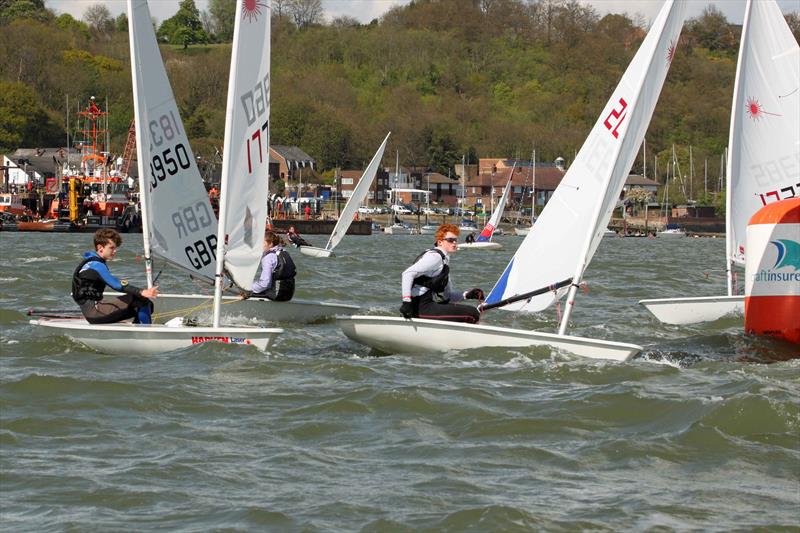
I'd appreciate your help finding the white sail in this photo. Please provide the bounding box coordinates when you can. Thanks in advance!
[726,0,799,268]
[486,0,687,312]
[476,167,514,242]
[128,0,217,281]
[325,132,390,251]
[215,0,272,291]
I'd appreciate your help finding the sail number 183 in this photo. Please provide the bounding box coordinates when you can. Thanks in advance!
[149,111,191,190]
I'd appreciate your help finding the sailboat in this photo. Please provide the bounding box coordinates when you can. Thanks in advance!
[459,164,515,250]
[337,0,686,361]
[656,156,686,238]
[299,133,391,258]
[640,0,799,324]
[29,0,285,354]
[515,150,536,236]
[419,172,438,235]
[384,151,413,235]
[657,146,686,238]
[118,0,356,323]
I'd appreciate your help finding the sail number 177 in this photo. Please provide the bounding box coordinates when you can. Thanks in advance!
[240,75,270,174]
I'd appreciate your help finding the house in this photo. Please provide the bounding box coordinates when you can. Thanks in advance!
[269,145,316,197]
[420,171,460,206]
[336,167,390,204]
[464,157,567,211]
[623,174,659,195]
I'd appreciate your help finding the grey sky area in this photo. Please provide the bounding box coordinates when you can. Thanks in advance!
[45,0,800,26]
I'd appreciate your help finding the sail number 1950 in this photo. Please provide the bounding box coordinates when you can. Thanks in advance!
[150,144,191,190]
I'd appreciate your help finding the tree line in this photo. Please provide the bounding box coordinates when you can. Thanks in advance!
[1,0,798,206]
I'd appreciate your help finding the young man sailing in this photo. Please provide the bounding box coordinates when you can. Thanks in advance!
[400,223,484,323]
[72,229,159,324]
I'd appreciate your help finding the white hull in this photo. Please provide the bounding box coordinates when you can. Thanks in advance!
[639,295,744,325]
[658,229,686,238]
[514,227,530,236]
[109,292,359,324]
[384,225,413,235]
[299,246,334,258]
[419,225,438,235]
[31,318,282,355]
[458,241,503,250]
[337,316,640,361]
[459,225,479,233]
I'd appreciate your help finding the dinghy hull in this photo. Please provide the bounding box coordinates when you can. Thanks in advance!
[336,316,640,361]
[31,318,282,355]
[638,295,744,324]
[298,246,334,258]
[458,242,502,250]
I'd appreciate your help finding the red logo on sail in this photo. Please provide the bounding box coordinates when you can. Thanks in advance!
[667,39,677,63]
[746,97,781,121]
[242,0,266,22]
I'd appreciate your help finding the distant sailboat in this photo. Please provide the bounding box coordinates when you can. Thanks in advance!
[338,0,687,361]
[515,149,535,236]
[300,133,391,257]
[460,164,515,250]
[384,151,413,235]
[640,0,799,324]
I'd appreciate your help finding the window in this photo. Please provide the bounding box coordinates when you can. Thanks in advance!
[341,178,353,185]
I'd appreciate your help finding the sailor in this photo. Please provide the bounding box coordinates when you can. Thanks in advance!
[286,225,311,247]
[72,228,158,324]
[465,232,476,244]
[400,223,483,323]
[245,230,296,301]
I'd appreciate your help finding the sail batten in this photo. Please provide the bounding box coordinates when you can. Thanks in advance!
[485,0,687,315]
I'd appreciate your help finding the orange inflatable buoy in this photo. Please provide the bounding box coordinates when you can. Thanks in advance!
[744,198,800,344]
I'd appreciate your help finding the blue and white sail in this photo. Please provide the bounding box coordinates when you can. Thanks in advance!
[485,0,687,315]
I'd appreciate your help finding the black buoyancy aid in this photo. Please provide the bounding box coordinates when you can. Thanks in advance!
[269,248,296,280]
[71,256,106,305]
[412,248,449,294]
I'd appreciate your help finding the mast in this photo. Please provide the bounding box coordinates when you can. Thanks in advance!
[127,1,154,287]
[531,148,536,224]
[642,138,647,179]
[212,1,246,327]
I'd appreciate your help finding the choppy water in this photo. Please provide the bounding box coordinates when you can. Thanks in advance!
[1,231,798,531]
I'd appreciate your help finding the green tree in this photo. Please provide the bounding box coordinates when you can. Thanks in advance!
[687,5,735,52]
[115,13,128,32]
[208,0,235,41]
[0,0,51,23]
[0,81,62,150]
[157,0,209,48]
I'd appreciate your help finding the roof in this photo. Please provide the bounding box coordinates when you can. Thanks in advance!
[6,147,141,179]
[421,172,458,185]
[270,145,315,167]
[466,165,565,190]
[625,174,659,187]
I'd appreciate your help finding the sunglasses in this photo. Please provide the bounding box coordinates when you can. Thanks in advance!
[442,237,458,243]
